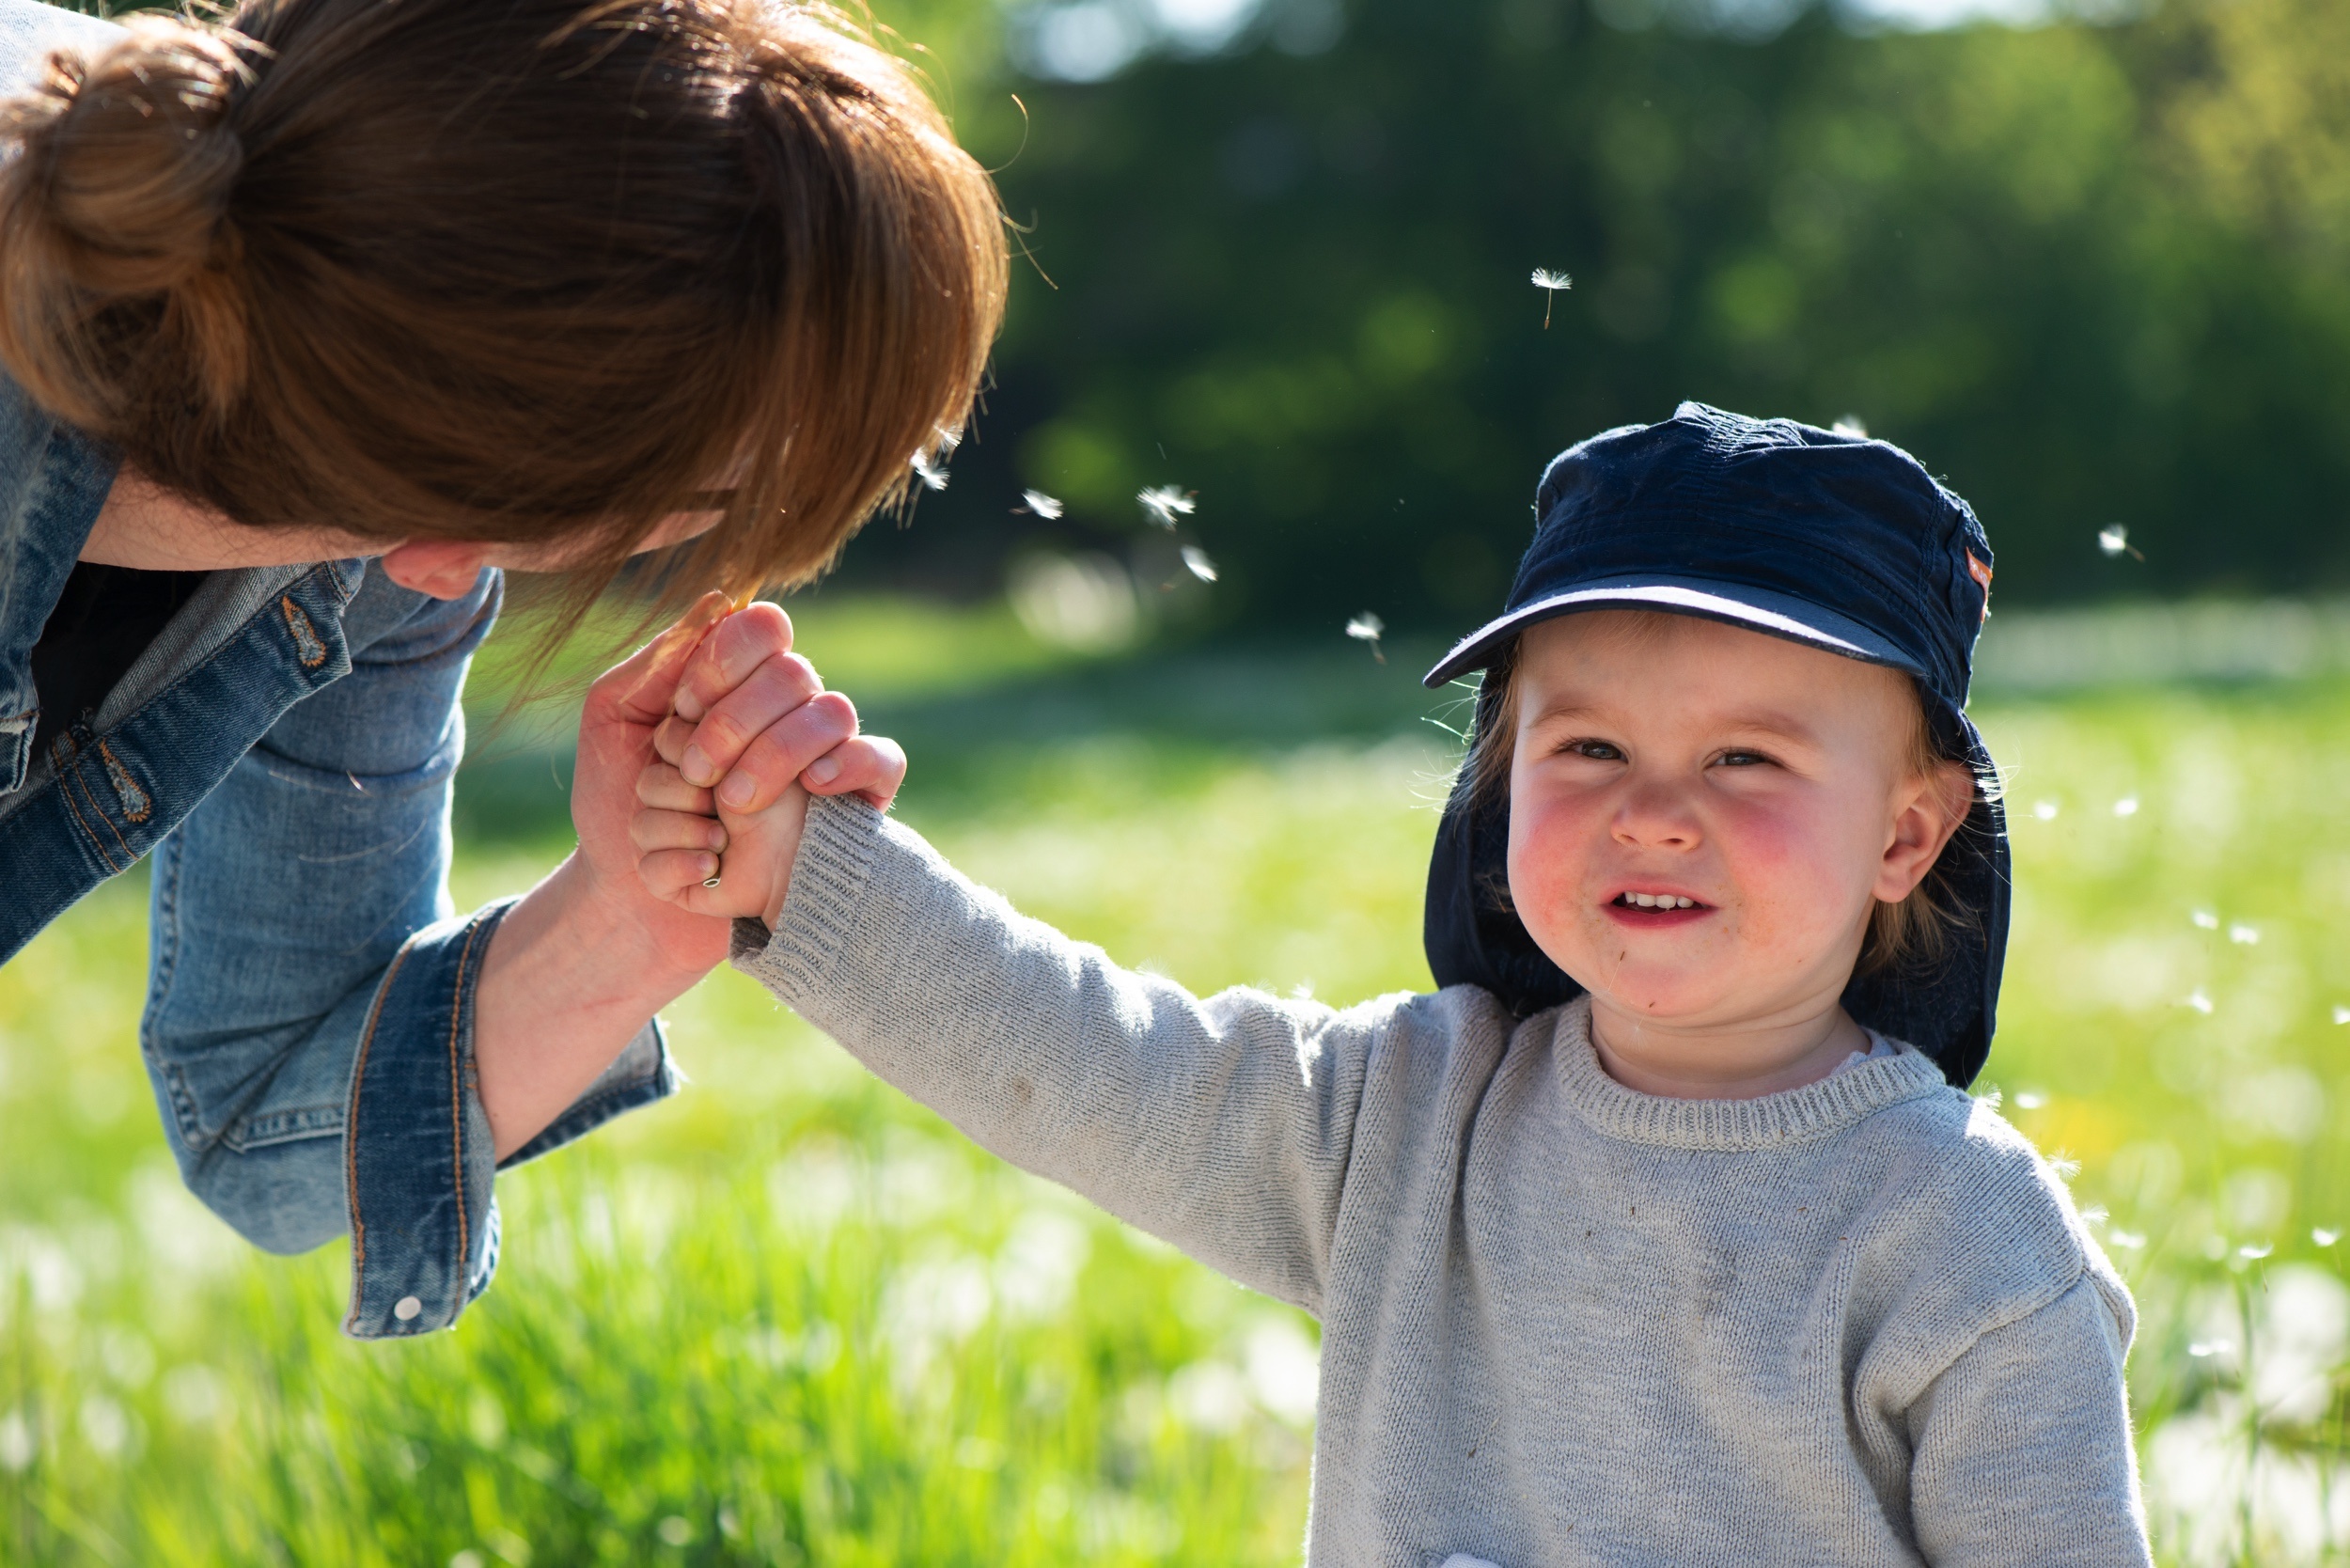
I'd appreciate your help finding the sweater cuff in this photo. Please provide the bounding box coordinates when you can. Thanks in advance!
[729,792,886,1003]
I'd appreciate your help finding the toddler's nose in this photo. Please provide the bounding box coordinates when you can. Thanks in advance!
[1609,779,1700,850]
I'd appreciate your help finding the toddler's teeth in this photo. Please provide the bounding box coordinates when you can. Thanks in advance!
[1676,897,1693,908]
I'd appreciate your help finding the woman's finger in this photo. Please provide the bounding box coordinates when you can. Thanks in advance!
[637,846,722,903]
[675,653,825,788]
[636,760,715,813]
[801,734,907,809]
[711,692,856,813]
[672,602,794,723]
[652,713,696,768]
[588,589,731,729]
[631,807,728,856]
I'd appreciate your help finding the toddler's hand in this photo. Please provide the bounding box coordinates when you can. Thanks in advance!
[629,602,905,926]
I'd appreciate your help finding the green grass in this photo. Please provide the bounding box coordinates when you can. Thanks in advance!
[8,602,2350,1564]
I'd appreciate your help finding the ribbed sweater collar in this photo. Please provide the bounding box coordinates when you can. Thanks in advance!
[1550,996,1952,1152]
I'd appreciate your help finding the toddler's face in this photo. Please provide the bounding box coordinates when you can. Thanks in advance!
[1507,612,1965,1048]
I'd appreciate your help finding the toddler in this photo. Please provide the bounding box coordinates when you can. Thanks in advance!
[632,403,2149,1567]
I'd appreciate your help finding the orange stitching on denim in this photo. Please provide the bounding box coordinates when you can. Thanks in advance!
[344,944,412,1290]
[280,597,328,667]
[97,742,152,823]
[57,762,121,874]
[447,917,489,1286]
[73,762,134,866]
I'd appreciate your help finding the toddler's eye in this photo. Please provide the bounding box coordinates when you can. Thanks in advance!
[1716,749,1773,768]
[1566,739,1624,761]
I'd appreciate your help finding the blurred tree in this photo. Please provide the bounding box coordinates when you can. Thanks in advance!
[856,0,2350,634]
[2156,0,2350,255]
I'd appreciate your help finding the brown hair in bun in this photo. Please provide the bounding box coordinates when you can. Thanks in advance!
[0,0,1009,611]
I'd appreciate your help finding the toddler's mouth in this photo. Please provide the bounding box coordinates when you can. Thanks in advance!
[1612,891,1700,910]
[1605,889,1713,926]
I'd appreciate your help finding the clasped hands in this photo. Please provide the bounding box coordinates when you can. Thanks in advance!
[621,593,902,930]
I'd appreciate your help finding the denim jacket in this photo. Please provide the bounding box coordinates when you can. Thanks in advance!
[0,369,677,1337]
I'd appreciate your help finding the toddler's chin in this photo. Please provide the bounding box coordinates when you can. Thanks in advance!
[1575,963,1748,1032]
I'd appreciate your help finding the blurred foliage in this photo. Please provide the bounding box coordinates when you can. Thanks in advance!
[836,0,2350,631]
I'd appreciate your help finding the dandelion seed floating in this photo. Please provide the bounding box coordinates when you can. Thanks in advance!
[1137,485,1196,527]
[2239,1242,2273,1261]
[2316,1228,2342,1247]
[2107,1229,2146,1249]
[1831,415,1869,439]
[2112,796,2138,818]
[1345,611,1386,665]
[1530,268,1574,329]
[2193,909,2219,930]
[1015,489,1064,519]
[2031,800,2059,822]
[2097,525,2144,561]
[1180,544,1217,583]
[2188,1340,2231,1357]
[2335,1005,2350,1026]
[2229,923,2260,945]
[910,448,949,492]
[2013,1090,2046,1110]
[2186,988,2214,1014]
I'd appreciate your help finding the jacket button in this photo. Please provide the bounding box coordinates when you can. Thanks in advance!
[393,1295,423,1321]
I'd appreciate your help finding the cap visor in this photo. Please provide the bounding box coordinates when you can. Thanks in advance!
[1421,578,1926,689]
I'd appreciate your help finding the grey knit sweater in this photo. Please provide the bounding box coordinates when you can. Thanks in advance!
[734,796,2152,1567]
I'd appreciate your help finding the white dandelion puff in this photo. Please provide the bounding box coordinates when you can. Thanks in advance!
[1180,545,1218,583]
[2031,800,2059,822]
[1345,611,1386,665]
[2239,1242,2274,1261]
[2186,989,2214,1014]
[2229,924,2260,945]
[2097,525,2144,560]
[2112,796,2138,818]
[910,449,949,492]
[2189,1340,2232,1358]
[2014,1090,2046,1110]
[2107,1229,2146,1250]
[1831,415,1869,439]
[2193,910,2219,930]
[2332,1006,2350,1027]
[1016,489,1064,519]
[1530,268,1573,328]
[2316,1228,2342,1247]
[1137,485,1196,527]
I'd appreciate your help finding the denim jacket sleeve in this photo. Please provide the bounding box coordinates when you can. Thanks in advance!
[141,565,679,1339]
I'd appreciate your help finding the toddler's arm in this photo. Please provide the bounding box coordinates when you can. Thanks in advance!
[1905,1274,2150,1566]
[767,796,1385,1312]
[634,712,1395,1315]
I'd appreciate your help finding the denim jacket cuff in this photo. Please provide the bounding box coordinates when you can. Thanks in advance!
[341,898,680,1340]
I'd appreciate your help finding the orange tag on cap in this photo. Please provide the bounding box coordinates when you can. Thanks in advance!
[1966,552,1993,621]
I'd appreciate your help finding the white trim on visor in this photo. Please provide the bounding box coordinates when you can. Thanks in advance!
[1428,582,1882,686]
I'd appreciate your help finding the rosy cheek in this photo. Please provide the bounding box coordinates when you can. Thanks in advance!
[1506,789,1602,930]
[1710,794,1864,933]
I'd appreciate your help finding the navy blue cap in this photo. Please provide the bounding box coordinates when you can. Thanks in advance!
[1420,402,2010,1087]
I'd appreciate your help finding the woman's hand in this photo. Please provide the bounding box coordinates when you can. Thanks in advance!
[628,603,906,927]
[473,592,890,1158]
[469,591,739,1158]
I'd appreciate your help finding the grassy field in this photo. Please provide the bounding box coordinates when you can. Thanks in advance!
[6,598,2350,1564]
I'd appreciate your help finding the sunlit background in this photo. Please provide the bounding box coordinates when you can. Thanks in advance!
[6,0,2350,1561]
